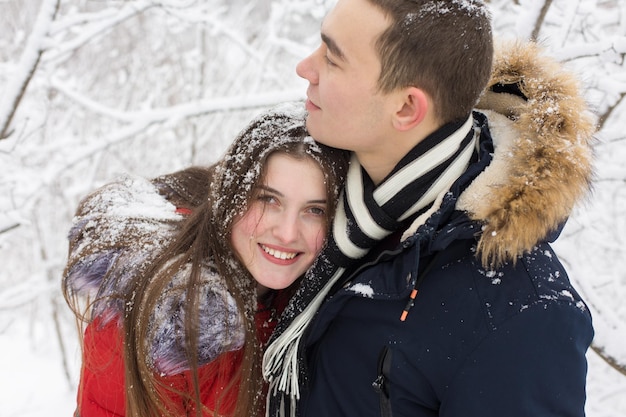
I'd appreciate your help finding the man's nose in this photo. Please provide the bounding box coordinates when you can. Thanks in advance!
[296,48,319,84]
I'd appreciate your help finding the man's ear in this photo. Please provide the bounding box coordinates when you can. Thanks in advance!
[392,87,429,131]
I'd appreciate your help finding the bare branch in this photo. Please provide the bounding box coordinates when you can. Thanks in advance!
[598,92,626,131]
[592,344,626,377]
[530,0,554,41]
[0,223,20,235]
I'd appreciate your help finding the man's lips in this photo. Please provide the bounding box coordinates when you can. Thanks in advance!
[304,98,320,111]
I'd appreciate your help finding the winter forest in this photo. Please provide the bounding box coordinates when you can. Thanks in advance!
[0,0,625,415]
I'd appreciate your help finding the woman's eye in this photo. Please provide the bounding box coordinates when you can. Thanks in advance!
[324,55,336,67]
[258,194,277,205]
[308,206,326,216]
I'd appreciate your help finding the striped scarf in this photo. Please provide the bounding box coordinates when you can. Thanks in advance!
[262,115,478,416]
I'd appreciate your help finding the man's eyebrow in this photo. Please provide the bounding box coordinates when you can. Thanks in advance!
[321,32,346,62]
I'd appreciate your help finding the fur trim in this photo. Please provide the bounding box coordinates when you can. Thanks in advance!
[65,175,244,374]
[65,175,182,300]
[458,41,596,267]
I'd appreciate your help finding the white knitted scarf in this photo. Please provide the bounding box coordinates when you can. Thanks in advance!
[262,115,478,416]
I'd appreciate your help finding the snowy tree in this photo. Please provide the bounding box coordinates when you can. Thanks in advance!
[0,0,624,415]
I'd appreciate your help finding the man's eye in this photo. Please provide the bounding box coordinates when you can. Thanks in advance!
[325,55,336,67]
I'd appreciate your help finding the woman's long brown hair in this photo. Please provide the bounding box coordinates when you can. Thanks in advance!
[64,104,348,417]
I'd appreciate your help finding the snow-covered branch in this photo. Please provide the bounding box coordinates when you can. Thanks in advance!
[1,1,625,414]
[0,0,60,139]
[18,88,303,210]
[51,77,303,124]
[553,37,626,62]
[45,0,156,64]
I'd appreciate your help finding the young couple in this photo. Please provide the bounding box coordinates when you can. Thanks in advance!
[63,1,596,417]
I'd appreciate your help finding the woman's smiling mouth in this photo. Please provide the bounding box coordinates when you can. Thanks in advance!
[260,244,299,260]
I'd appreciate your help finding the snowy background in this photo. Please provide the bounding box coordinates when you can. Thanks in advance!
[1,0,625,416]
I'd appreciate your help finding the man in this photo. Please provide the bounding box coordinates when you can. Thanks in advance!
[263,0,596,416]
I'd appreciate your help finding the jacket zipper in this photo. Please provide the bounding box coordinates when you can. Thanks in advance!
[372,346,393,417]
[335,244,412,295]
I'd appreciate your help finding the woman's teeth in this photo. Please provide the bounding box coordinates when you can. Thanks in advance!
[262,245,297,260]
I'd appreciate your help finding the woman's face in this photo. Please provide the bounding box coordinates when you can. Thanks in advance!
[231,153,329,295]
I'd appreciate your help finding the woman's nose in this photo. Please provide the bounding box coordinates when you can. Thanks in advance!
[272,213,299,244]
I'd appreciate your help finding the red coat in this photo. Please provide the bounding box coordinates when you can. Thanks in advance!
[77,295,286,417]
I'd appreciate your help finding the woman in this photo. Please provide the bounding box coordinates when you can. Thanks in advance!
[62,102,348,417]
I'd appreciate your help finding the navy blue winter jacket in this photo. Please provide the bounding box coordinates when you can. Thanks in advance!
[294,43,596,417]
[299,136,593,416]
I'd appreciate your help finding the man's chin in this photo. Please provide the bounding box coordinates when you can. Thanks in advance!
[305,118,325,143]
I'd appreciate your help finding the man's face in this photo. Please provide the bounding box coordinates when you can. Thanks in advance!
[297,0,394,161]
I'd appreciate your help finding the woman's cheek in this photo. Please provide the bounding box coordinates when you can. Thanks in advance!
[313,225,327,254]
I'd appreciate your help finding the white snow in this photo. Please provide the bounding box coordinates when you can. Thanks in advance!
[348,283,375,298]
[1,0,625,416]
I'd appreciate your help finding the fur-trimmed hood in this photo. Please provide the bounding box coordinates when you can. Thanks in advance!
[64,175,245,375]
[455,41,596,267]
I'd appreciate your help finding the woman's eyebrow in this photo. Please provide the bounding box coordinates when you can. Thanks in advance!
[258,185,283,197]
[258,185,327,205]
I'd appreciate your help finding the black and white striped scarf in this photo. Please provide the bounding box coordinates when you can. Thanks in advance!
[262,115,478,417]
